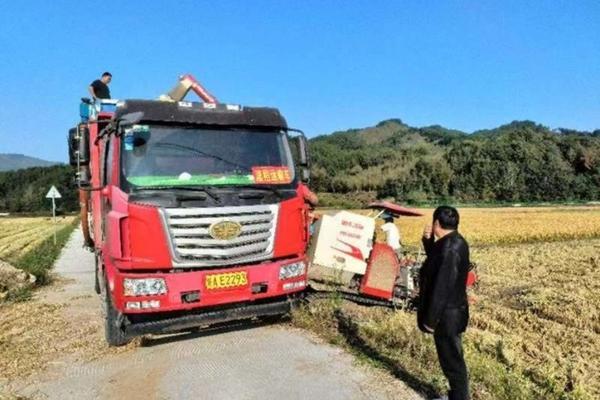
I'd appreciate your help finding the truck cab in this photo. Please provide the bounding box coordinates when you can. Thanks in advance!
[69,99,311,345]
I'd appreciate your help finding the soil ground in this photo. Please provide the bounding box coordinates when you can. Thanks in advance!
[2,230,423,400]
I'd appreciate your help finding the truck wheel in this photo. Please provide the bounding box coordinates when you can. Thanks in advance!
[94,256,101,295]
[103,280,131,347]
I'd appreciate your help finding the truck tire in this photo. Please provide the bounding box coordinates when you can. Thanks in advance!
[103,279,131,347]
[94,255,101,295]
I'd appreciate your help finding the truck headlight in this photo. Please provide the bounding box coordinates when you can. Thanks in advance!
[124,278,167,296]
[279,261,306,280]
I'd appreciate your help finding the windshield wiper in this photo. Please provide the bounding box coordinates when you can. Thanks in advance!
[229,184,284,199]
[155,142,250,171]
[133,186,220,203]
[175,186,221,203]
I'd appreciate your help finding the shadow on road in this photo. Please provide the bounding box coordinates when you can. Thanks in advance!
[139,316,290,347]
[333,309,438,399]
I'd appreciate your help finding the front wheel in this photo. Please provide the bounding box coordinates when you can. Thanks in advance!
[94,255,101,294]
[103,279,131,347]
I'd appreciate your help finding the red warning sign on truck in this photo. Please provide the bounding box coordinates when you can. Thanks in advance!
[252,166,292,184]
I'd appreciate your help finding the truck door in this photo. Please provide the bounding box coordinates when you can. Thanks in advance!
[100,136,117,240]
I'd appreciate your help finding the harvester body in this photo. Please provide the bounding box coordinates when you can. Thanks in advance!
[308,203,477,305]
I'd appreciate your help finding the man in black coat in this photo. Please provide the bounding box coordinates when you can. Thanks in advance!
[418,206,470,400]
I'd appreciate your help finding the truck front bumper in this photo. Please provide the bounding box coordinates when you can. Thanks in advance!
[108,256,307,314]
[124,296,296,336]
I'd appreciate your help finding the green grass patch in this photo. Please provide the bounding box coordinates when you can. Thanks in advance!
[3,286,34,303]
[10,218,78,286]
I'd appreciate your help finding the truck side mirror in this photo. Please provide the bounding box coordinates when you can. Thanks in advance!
[297,135,309,167]
[290,134,311,183]
[68,125,91,187]
[301,168,310,183]
[68,125,90,166]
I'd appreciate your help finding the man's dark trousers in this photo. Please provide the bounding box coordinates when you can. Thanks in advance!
[434,331,468,400]
[418,230,471,400]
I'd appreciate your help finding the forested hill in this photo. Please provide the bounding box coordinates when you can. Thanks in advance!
[1,120,599,213]
[0,153,59,171]
[309,120,600,205]
[0,165,78,213]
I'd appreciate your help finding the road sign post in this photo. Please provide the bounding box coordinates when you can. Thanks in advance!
[45,186,62,245]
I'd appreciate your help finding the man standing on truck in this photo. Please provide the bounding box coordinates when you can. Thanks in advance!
[419,206,470,400]
[88,72,112,100]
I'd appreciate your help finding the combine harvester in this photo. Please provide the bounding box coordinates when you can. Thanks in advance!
[308,201,477,307]
[309,202,426,306]
[68,75,476,345]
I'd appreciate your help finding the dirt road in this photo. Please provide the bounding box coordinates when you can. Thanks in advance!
[7,230,423,400]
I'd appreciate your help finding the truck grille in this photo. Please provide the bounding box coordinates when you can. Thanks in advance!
[160,204,279,267]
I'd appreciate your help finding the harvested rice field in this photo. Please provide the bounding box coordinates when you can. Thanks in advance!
[0,216,77,262]
[297,206,600,399]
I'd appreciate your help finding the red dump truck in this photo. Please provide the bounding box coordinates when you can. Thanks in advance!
[68,76,311,345]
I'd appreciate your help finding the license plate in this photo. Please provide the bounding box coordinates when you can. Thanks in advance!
[205,271,248,290]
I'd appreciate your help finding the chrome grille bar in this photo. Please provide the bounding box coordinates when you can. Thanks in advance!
[161,204,279,267]
[170,222,273,237]
[174,231,272,247]
[168,214,273,226]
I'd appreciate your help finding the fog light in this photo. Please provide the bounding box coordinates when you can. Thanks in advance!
[126,301,141,310]
[283,281,306,291]
[252,283,268,294]
[182,291,200,303]
[279,261,306,280]
[124,278,167,296]
[141,300,160,309]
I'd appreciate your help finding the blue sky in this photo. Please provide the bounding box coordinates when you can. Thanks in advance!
[0,1,598,162]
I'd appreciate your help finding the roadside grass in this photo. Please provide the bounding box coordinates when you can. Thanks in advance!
[0,217,77,261]
[0,217,136,392]
[10,219,79,282]
[2,218,78,302]
[0,392,30,400]
[2,286,34,303]
[0,217,79,398]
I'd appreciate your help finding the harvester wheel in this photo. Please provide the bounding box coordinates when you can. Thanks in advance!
[103,278,131,347]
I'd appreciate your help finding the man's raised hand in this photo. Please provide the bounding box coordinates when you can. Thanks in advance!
[423,224,433,239]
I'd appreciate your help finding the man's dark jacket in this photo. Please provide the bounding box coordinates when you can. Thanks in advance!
[418,231,470,335]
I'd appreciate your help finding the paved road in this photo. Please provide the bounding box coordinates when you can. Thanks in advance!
[13,229,423,400]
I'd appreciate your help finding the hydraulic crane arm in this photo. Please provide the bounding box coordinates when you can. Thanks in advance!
[159,74,218,104]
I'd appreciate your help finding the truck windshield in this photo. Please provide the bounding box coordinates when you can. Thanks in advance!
[121,125,295,189]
